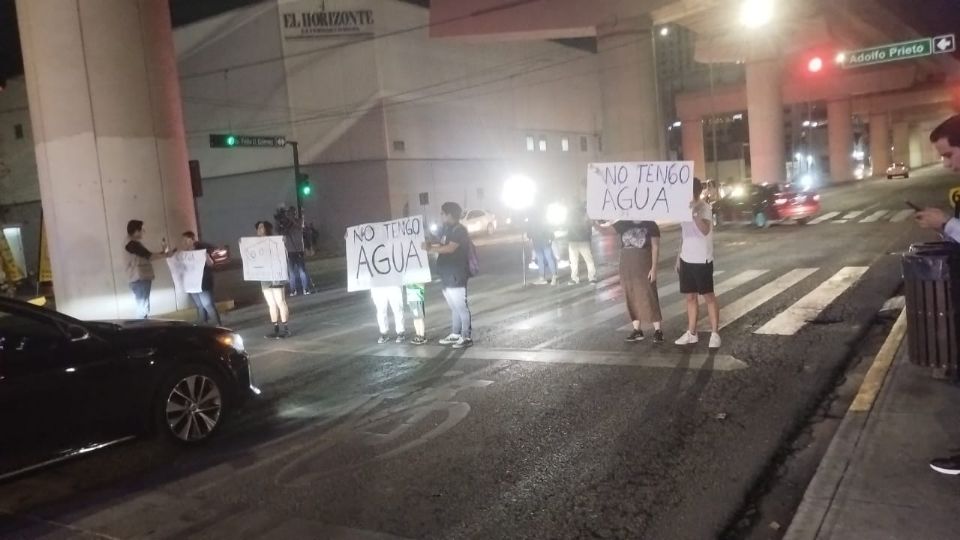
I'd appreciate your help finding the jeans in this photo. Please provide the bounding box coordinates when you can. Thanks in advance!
[568,241,596,282]
[288,252,311,294]
[442,286,472,338]
[130,279,152,319]
[533,242,557,280]
[371,286,405,334]
[190,290,222,326]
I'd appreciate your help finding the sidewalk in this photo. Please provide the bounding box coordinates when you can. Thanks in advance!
[786,313,960,540]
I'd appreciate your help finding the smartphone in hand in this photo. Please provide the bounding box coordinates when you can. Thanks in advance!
[905,201,921,212]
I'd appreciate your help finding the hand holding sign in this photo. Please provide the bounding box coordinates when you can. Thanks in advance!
[166,249,207,294]
[586,161,695,222]
[239,236,288,282]
[346,216,431,292]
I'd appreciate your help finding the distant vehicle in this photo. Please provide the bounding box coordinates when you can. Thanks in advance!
[713,183,821,228]
[886,162,909,179]
[462,209,498,235]
[0,297,258,482]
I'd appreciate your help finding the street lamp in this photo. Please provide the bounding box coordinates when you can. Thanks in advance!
[502,174,536,285]
[659,26,670,37]
[739,0,774,29]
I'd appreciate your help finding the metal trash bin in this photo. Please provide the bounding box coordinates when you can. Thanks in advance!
[902,242,960,377]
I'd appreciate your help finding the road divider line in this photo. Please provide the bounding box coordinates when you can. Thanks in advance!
[713,268,819,330]
[754,266,869,336]
[859,210,890,223]
[889,209,914,223]
[849,309,907,412]
[809,212,840,225]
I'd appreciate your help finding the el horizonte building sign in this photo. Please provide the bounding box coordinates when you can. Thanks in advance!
[282,1,374,38]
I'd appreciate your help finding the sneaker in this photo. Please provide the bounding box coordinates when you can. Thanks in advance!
[278,326,290,339]
[625,329,644,342]
[709,332,722,349]
[675,331,699,345]
[532,279,549,285]
[551,278,559,286]
[452,337,474,349]
[930,454,960,475]
[589,278,599,284]
[395,333,406,344]
[265,326,280,339]
[378,334,390,344]
[303,290,312,296]
[289,291,299,298]
[653,330,664,343]
[571,279,581,285]
[528,262,539,270]
[438,333,461,345]
[410,335,428,345]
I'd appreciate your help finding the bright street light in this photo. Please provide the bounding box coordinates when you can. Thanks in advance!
[502,174,536,211]
[835,52,847,64]
[659,26,670,37]
[739,0,774,28]
[807,56,823,73]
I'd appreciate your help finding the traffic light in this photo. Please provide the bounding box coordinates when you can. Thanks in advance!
[209,134,238,148]
[296,173,311,197]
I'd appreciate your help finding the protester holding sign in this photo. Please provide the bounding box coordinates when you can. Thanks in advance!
[180,232,221,326]
[125,219,174,319]
[674,179,721,349]
[254,221,291,338]
[425,202,473,349]
[598,220,664,343]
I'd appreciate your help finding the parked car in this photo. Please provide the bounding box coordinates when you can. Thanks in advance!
[0,297,258,482]
[461,210,498,235]
[886,162,909,179]
[713,183,821,228]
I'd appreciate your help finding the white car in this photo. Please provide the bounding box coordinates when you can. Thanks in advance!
[886,162,909,179]
[462,209,498,235]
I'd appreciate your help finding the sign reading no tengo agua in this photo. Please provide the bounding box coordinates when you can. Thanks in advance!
[587,161,695,222]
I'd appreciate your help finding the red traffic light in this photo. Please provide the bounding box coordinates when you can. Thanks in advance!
[807,56,823,73]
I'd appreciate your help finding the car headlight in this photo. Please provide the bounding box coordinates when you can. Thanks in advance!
[217,333,245,353]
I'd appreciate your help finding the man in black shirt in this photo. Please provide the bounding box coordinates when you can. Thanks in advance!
[180,231,221,326]
[425,202,473,349]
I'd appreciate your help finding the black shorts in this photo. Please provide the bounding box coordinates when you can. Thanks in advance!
[679,260,714,294]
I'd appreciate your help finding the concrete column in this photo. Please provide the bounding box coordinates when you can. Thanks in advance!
[681,118,706,179]
[16,0,195,319]
[868,113,890,176]
[909,127,925,169]
[827,100,853,183]
[892,122,910,165]
[597,16,663,161]
[745,58,785,184]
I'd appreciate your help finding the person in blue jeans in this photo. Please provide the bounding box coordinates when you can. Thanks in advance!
[180,231,221,326]
[424,202,473,349]
[529,214,557,285]
[124,219,173,319]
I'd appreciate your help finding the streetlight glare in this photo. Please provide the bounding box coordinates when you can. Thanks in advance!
[502,174,536,210]
[807,56,823,73]
[659,27,670,37]
[739,0,773,28]
[835,52,847,64]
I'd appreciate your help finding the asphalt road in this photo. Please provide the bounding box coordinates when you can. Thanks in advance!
[1,166,956,540]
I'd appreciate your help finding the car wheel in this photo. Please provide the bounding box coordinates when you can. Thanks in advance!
[754,212,770,229]
[486,223,494,236]
[797,217,810,225]
[904,174,909,179]
[156,364,226,444]
[887,175,893,179]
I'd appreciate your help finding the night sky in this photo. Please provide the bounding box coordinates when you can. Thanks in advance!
[0,0,958,83]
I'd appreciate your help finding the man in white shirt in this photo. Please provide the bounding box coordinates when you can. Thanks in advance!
[675,178,721,349]
[915,115,960,239]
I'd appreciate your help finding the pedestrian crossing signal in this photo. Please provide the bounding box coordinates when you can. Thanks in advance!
[209,134,239,148]
[297,173,312,197]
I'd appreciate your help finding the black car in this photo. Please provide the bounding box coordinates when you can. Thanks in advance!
[0,297,258,481]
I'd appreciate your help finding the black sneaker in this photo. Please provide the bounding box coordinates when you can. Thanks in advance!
[930,454,960,475]
[395,333,406,344]
[378,334,390,344]
[410,335,428,345]
[265,326,280,339]
[625,329,644,342]
[653,330,664,343]
[278,325,290,339]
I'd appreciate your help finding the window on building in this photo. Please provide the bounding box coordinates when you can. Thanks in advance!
[526,136,535,152]
[561,137,570,152]
[580,136,588,152]
[538,136,547,152]
[419,192,429,206]
[393,140,405,152]
[13,124,23,140]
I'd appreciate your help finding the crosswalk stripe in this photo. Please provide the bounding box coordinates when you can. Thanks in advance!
[859,210,890,223]
[754,266,869,336]
[713,268,818,330]
[889,209,914,223]
[841,210,864,220]
[511,277,622,330]
[809,212,839,224]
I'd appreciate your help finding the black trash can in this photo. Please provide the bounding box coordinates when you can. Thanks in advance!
[902,242,960,377]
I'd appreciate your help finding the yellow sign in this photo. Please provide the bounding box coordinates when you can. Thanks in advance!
[0,233,24,283]
[38,221,53,283]
[950,187,960,207]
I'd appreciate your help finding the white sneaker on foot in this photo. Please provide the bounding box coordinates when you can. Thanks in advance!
[438,333,461,345]
[674,331,699,345]
[709,332,722,349]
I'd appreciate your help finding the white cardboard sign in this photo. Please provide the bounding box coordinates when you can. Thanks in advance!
[239,236,289,282]
[587,161,695,222]
[346,216,431,292]
[166,249,207,294]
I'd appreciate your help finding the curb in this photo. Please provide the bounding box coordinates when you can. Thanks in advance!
[783,309,907,540]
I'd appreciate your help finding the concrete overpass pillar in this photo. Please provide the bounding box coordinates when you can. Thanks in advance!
[892,122,910,165]
[827,100,853,183]
[909,127,925,169]
[597,16,663,161]
[16,0,195,319]
[681,118,706,179]
[745,58,785,184]
[868,113,890,176]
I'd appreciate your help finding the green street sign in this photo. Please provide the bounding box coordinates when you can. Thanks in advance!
[840,34,955,69]
[209,133,287,148]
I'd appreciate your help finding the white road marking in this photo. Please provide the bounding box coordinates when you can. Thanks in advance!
[808,211,840,224]
[889,209,914,223]
[859,210,890,223]
[511,275,622,330]
[841,210,864,220]
[714,268,818,330]
[754,266,869,335]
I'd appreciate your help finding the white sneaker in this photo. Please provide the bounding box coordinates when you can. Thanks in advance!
[438,333,461,345]
[452,337,474,349]
[709,332,722,349]
[674,331,699,345]
[532,279,549,285]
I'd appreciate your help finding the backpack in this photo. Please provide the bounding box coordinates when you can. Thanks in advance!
[466,236,480,278]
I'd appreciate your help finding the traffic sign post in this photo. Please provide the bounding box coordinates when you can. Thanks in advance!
[839,34,955,69]
[208,134,287,148]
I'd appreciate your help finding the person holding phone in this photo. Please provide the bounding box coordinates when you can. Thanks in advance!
[124,219,174,319]
[915,115,960,244]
